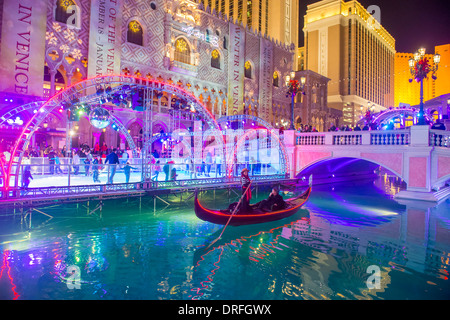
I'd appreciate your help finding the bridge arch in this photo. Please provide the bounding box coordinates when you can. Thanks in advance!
[295,155,407,186]
[3,74,225,189]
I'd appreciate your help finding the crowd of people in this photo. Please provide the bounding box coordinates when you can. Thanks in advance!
[1,117,447,191]
[296,123,374,133]
[149,150,224,182]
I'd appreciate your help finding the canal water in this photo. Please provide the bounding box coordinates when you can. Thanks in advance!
[0,175,449,300]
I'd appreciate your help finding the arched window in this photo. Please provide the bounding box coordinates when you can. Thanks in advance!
[405,115,414,127]
[174,38,191,65]
[127,20,143,46]
[273,71,279,87]
[211,50,221,69]
[245,61,252,79]
[55,0,79,27]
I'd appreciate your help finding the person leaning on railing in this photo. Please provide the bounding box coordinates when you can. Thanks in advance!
[432,119,446,130]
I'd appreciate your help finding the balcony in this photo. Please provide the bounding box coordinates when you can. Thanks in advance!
[169,59,198,77]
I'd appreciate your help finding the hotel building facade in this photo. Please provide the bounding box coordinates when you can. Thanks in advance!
[303,0,395,127]
[0,0,297,151]
[198,0,299,57]
[395,44,450,109]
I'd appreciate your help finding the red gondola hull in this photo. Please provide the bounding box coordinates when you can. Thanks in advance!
[194,187,311,226]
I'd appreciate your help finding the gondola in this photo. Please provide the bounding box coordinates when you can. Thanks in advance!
[194,184,312,226]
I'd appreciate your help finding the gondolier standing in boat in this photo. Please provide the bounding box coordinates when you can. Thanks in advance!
[240,168,252,213]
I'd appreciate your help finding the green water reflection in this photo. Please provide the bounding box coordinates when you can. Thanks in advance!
[0,177,449,300]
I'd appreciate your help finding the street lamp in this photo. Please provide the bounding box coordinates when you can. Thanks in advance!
[408,47,440,125]
[285,72,306,130]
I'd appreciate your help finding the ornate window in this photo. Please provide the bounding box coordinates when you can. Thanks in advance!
[174,38,191,65]
[211,50,221,69]
[127,20,143,46]
[273,71,279,87]
[244,61,252,79]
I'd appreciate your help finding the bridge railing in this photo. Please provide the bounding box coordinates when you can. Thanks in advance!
[430,130,450,148]
[0,160,288,200]
[296,129,411,146]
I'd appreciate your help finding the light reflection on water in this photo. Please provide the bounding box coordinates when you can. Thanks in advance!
[0,176,449,300]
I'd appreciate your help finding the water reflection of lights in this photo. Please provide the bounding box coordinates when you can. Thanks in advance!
[190,218,310,300]
[0,251,20,300]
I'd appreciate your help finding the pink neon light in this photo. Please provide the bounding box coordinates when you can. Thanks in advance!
[0,251,20,300]
[2,74,224,191]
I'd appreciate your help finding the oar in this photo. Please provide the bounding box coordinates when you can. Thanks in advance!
[204,182,252,250]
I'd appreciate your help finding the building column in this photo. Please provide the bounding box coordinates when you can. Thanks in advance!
[394,125,449,202]
[49,69,57,97]
[66,71,73,87]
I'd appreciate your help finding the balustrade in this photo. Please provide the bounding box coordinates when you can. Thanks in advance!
[296,134,325,145]
[295,129,412,146]
[430,130,450,148]
[332,133,363,145]
[370,130,410,146]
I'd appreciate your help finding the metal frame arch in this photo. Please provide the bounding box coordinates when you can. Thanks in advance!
[0,101,45,126]
[217,114,274,130]
[108,114,138,153]
[4,74,225,190]
[368,108,433,127]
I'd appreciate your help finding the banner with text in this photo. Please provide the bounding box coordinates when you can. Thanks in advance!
[259,38,273,122]
[227,23,246,115]
[0,0,47,97]
[87,0,123,78]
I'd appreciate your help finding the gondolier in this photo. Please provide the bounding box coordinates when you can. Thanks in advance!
[240,168,252,213]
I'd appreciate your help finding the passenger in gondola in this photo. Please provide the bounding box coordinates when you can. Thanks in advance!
[257,187,286,212]
[240,168,252,213]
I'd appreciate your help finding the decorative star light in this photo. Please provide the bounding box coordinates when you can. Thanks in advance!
[59,44,70,54]
[53,22,62,32]
[46,32,58,46]
[71,48,82,60]
[129,21,141,33]
[63,29,76,42]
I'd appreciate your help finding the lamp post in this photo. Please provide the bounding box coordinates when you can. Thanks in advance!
[408,47,440,125]
[285,72,306,130]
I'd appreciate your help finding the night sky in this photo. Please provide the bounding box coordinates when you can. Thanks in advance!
[298,0,450,53]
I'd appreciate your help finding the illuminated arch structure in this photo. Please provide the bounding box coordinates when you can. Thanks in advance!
[0,101,45,126]
[358,107,434,129]
[2,75,225,191]
[217,115,289,178]
[0,100,138,153]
